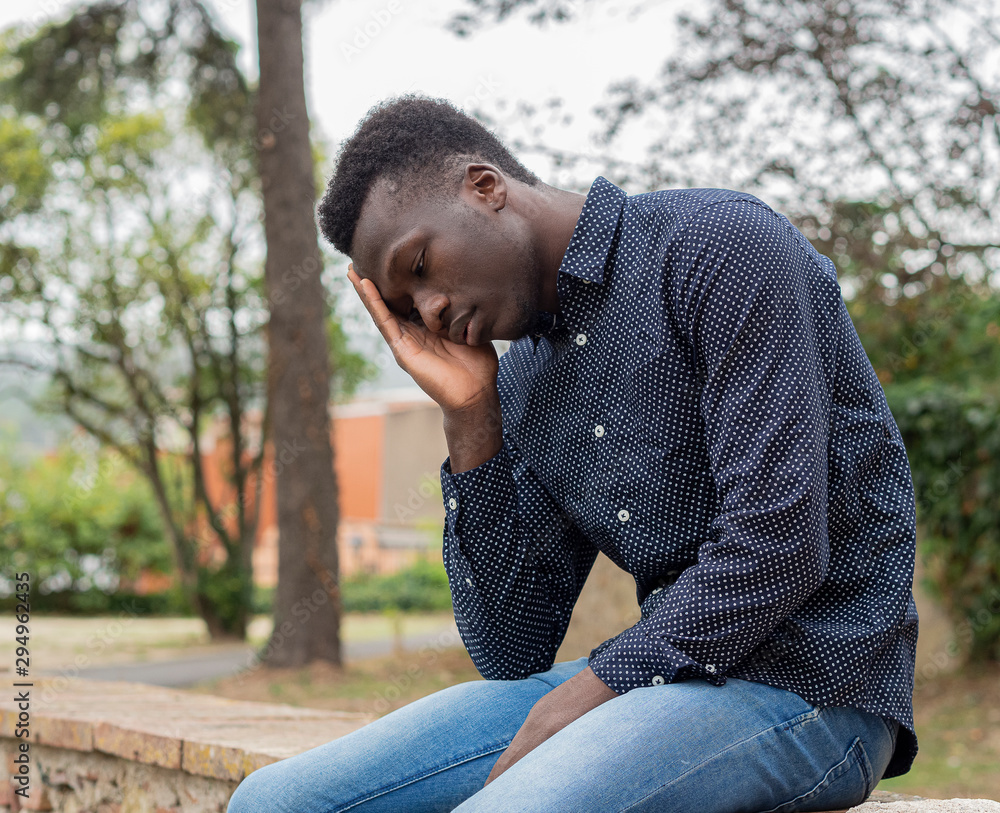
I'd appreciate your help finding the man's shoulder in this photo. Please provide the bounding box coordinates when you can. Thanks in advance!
[626,187,772,225]
[625,186,772,241]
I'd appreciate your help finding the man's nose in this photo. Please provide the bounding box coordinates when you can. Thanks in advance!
[414,290,449,334]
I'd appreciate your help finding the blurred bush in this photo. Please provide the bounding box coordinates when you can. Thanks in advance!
[0,436,174,608]
[340,559,453,614]
[848,278,1000,662]
[0,586,193,616]
[888,383,1000,662]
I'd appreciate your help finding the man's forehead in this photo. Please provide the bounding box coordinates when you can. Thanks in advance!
[352,178,451,281]
[352,181,407,282]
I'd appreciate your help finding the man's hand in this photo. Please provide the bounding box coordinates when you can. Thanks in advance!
[347,264,499,414]
[348,264,504,471]
[485,666,618,785]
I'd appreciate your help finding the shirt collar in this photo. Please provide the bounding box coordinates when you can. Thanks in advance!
[554,175,626,285]
[529,176,626,343]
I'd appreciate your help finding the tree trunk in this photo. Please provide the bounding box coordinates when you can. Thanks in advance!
[254,0,341,667]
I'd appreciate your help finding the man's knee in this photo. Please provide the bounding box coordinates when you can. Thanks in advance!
[227,761,285,813]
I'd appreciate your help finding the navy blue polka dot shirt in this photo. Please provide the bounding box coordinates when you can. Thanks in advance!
[439,176,918,778]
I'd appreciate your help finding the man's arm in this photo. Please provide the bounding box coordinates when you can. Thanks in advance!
[484,663,617,784]
[588,199,839,694]
[348,266,598,680]
[440,389,502,473]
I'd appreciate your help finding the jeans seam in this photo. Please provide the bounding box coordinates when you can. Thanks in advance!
[757,737,868,813]
[857,736,875,799]
[618,706,820,812]
[336,743,509,812]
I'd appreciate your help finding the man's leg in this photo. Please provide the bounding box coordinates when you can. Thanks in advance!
[226,658,592,813]
[453,676,897,813]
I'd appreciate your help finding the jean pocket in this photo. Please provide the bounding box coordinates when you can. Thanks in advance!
[760,736,873,813]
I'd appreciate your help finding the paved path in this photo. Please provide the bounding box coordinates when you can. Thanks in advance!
[34,625,461,688]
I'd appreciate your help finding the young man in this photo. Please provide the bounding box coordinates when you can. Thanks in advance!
[228,95,918,813]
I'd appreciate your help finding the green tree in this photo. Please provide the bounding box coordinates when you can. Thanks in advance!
[0,1,370,638]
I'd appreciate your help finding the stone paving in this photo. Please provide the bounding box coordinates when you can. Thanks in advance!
[848,795,1000,812]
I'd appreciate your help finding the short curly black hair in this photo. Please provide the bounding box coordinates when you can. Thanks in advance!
[317,95,541,256]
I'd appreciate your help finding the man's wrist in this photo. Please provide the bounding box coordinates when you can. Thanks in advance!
[571,665,619,706]
[442,392,503,473]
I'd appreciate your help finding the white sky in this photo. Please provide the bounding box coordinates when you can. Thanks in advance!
[0,0,678,188]
[0,0,682,384]
[248,0,675,185]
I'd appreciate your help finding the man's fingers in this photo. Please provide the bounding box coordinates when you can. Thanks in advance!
[484,752,509,785]
[347,265,404,346]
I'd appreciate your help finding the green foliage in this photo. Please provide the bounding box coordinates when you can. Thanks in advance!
[0,435,173,603]
[0,1,374,637]
[0,115,50,216]
[252,584,276,615]
[194,557,254,632]
[0,586,194,616]
[887,383,1000,662]
[838,246,1000,664]
[328,315,378,404]
[341,559,453,614]
[848,280,1000,391]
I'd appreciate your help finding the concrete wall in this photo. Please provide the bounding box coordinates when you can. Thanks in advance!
[380,403,449,526]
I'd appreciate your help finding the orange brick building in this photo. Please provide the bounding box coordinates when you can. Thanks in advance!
[193,388,450,588]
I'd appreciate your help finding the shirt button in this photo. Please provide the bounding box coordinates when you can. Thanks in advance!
[594,424,605,437]
[448,498,458,510]
[651,675,665,686]
[705,664,717,674]
[651,587,662,594]
[575,333,588,346]
[618,509,630,522]
[465,577,473,586]
[582,279,591,284]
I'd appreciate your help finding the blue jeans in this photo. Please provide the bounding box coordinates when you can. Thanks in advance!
[227,657,897,813]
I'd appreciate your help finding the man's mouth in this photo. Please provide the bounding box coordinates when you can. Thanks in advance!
[452,309,477,345]
[464,310,482,346]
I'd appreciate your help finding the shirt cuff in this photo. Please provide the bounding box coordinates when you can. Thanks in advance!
[588,621,728,694]
[440,444,518,556]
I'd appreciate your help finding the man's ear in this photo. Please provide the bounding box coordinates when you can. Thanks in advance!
[463,163,507,212]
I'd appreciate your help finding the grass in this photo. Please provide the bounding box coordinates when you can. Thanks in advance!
[875,661,1000,800]
[1,611,454,669]
[189,646,482,716]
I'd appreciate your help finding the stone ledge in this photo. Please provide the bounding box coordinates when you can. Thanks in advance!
[847,795,1000,812]
[1,674,374,811]
[2,676,997,812]
[0,675,372,782]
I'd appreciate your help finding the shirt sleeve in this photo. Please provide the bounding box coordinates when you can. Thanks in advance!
[441,430,601,680]
[589,199,839,694]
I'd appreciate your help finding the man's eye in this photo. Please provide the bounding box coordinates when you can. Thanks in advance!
[414,253,425,277]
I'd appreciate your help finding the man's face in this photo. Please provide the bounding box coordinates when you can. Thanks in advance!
[350,167,542,346]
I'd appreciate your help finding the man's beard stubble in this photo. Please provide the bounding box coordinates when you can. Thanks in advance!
[506,235,547,342]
